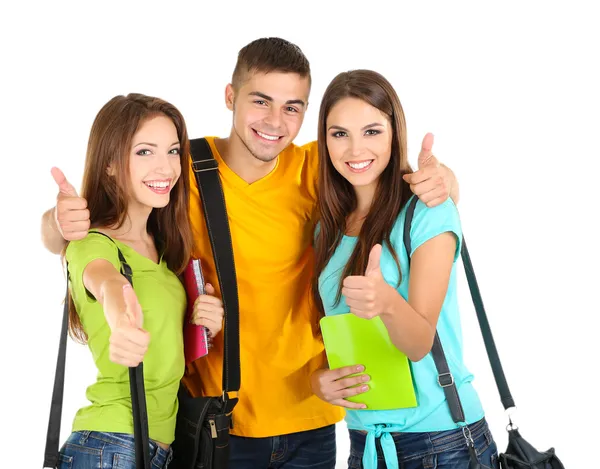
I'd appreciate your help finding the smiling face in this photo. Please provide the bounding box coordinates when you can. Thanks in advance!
[226,71,310,162]
[325,97,393,190]
[126,114,182,211]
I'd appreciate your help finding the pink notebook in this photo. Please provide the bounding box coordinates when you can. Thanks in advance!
[183,258,210,364]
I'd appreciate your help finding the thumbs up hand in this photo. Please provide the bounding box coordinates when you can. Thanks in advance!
[416,132,438,169]
[51,167,90,241]
[108,284,150,368]
[402,133,454,208]
[341,244,393,319]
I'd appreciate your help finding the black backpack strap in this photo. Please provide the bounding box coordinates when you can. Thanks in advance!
[403,196,465,424]
[44,232,151,469]
[43,281,69,468]
[461,239,515,410]
[403,196,515,425]
[189,138,241,396]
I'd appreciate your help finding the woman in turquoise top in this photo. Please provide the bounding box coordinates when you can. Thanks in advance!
[310,71,499,469]
[52,94,225,469]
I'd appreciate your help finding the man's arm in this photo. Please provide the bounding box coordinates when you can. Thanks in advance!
[42,167,90,255]
[41,207,68,255]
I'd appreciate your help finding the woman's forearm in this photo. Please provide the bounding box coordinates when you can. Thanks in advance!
[82,260,131,331]
[98,278,131,330]
[380,285,436,362]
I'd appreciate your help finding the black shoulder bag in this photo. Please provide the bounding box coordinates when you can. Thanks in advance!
[404,196,565,469]
[43,232,152,469]
[169,138,241,469]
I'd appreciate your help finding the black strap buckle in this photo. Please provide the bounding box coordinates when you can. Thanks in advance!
[438,372,455,387]
[192,159,218,173]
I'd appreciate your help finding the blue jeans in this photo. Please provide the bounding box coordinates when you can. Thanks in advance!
[348,418,499,468]
[228,424,337,469]
[58,431,172,469]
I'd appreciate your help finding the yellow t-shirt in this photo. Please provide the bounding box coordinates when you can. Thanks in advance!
[183,137,344,437]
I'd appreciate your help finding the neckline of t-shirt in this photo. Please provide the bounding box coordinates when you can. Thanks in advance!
[88,230,164,268]
[340,200,413,242]
[206,136,282,191]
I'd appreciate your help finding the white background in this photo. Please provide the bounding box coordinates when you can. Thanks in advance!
[1,1,598,468]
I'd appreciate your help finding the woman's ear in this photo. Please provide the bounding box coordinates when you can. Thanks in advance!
[106,164,116,176]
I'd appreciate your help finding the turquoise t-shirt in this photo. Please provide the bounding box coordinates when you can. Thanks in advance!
[66,231,186,444]
[318,198,484,436]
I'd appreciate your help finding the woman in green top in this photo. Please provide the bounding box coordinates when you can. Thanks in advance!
[56,94,225,469]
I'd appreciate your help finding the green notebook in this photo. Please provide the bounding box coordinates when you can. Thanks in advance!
[320,313,418,410]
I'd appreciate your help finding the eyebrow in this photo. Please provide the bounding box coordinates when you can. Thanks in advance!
[133,141,180,147]
[249,91,306,107]
[327,122,385,131]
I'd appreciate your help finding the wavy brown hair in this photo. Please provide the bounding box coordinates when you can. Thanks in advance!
[312,70,414,319]
[66,93,193,343]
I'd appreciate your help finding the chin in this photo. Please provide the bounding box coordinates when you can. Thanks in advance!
[253,151,280,163]
[344,175,377,188]
[246,135,290,161]
[144,196,171,209]
[155,198,171,208]
[245,143,279,162]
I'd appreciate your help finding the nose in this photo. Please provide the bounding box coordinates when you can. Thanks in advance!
[263,106,282,130]
[154,152,174,176]
[349,136,365,158]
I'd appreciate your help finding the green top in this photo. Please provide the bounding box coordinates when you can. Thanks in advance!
[66,231,186,444]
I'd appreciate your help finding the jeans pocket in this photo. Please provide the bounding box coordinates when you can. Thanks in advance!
[112,452,137,469]
[435,444,470,467]
[475,429,497,456]
[477,437,499,468]
[153,448,173,469]
[58,454,73,469]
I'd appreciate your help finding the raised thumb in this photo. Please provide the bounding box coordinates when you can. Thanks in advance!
[122,284,143,329]
[51,167,79,197]
[365,244,383,277]
[417,133,438,169]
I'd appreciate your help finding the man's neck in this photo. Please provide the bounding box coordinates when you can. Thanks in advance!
[215,131,278,184]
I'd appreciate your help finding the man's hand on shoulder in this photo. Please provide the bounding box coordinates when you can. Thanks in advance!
[403,133,459,208]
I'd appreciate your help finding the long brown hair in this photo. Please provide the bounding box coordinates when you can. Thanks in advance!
[312,70,413,318]
[67,93,193,343]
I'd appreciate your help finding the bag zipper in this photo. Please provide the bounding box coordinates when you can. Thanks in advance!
[209,419,217,438]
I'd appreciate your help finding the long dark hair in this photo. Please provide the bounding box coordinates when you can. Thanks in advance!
[312,70,413,319]
[67,93,193,343]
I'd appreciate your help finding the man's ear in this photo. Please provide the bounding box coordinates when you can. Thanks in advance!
[225,83,235,111]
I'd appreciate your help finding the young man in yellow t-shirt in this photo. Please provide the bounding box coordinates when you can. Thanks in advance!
[41,37,459,469]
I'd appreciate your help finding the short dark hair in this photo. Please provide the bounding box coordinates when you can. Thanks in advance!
[232,37,311,89]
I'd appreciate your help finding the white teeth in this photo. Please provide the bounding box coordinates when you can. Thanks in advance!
[145,181,169,188]
[348,161,372,169]
[256,130,279,141]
